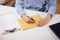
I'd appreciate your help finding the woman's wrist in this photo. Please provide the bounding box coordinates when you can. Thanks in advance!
[21,13,26,18]
[47,14,52,18]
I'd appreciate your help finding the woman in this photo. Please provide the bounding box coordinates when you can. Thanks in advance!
[15,0,57,26]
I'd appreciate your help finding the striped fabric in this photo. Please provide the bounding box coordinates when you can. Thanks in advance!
[15,0,56,16]
[23,0,49,12]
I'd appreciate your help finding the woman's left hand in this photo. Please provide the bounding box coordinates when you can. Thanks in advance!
[37,14,52,27]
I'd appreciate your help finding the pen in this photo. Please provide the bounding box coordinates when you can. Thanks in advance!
[27,16,35,23]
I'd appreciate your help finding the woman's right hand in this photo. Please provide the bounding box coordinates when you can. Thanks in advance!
[21,14,35,23]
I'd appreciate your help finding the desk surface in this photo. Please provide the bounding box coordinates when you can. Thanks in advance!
[0,5,60,40]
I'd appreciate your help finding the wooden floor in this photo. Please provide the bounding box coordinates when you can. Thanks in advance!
[56,0,60,14]
[3,0,60,14]
[3,0,15,6]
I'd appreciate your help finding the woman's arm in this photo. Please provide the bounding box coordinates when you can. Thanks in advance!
[37,0,57,26]
[15,0,34,23]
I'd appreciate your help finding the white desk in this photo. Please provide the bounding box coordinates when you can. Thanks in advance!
[0,5,60,40]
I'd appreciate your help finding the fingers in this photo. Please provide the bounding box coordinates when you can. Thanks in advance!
[37,15,51,27]
[21,14,35,23]
[37,20,45,26]
[27,16,35,23]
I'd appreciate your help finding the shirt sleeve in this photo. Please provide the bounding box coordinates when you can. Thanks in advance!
[48,0,57,16]
[15,0,25,16]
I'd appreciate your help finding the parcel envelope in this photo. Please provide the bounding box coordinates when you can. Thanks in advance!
[18,14,41,30]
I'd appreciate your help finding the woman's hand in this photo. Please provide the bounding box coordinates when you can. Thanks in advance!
[37,14,52,26]
[21,14,35,23]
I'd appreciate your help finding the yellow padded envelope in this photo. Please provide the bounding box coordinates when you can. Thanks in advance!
[18,15,41,30]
